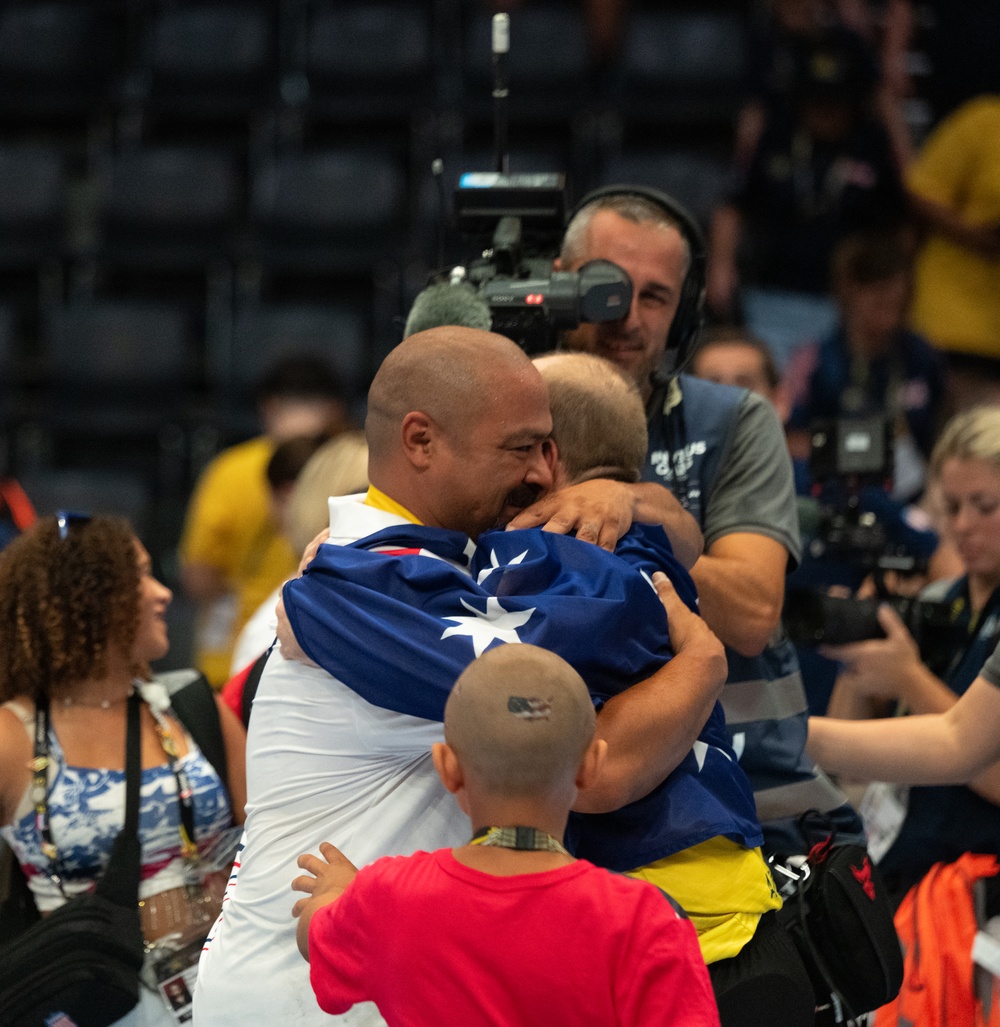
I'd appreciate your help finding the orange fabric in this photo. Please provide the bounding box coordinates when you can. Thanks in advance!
[873,853,1000,1027]
[0,479,36,531]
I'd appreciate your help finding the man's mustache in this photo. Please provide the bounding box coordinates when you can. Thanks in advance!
[505,483,544,511]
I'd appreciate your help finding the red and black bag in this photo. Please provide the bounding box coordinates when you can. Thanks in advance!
[776,820,904,1024]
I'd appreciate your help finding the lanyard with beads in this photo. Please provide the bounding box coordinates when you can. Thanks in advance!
[145,702,201,885]
[32,691,201,892]
[32,691,143,897]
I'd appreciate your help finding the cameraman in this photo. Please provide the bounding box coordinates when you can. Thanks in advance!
[511,185,860,1027]
[821,406,1000,903]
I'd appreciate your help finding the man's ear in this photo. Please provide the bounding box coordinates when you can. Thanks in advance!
[575,736,608,792]
[400,411,435,468]
[552,256,564,272]
[543,437,562,486]
[432,742,471,815]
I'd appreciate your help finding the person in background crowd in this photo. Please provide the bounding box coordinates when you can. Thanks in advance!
[787,229,947,503]
[179,354,350,687]
[737,0,914,172]
[222,431,370,724]
[906,95,1000,411]
[818,406,1000,903]
[689,325,788,420]
[708,28,907,368]
[0,515,247,1027]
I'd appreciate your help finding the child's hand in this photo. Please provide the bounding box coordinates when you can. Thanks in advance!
[291,841,359,918]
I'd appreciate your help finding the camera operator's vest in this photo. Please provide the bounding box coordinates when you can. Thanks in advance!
[645,374,865,855]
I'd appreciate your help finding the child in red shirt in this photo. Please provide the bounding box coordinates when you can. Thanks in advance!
[292,643,719,1027]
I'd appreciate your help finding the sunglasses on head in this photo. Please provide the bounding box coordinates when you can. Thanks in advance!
[56,510,92,541]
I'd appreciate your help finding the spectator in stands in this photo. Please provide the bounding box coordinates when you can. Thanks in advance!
[178,354,349,687]
[0,514,247,1026]
[787,229,947,503]
[738,0,915,171]
[818,406,1000,903]
[906,95,1000,411]
[689,325,788,420]
[708,27,907,368]
[222,429,346,679]
[223,431,369,723]
[292,643,720,1027]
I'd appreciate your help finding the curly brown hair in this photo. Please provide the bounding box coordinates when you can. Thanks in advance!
[0,515,144,703]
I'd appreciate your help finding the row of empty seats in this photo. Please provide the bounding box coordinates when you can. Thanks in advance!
[0,0,752,141]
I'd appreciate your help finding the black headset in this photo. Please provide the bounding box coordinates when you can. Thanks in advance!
[567,184,707,378]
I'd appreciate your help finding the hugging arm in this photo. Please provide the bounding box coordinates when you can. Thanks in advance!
[507,479,703,567]
[574,572,727,814]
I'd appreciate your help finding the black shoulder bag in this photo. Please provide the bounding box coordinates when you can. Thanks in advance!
[774,812,904,1025]
[0,692,146,1027]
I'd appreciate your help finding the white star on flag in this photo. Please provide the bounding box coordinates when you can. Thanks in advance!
[476,547,528,585]
[440,597,536,657]
[691,740,734,772]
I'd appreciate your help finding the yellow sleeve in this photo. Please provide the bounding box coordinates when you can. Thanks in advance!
[179,437,274,578]
[907,98,999,209]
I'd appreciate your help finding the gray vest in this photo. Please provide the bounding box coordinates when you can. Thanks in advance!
[645,374,864,854]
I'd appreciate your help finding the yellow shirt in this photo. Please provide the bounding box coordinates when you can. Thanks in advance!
[179,436,298,686]
[628,837,782,965]
[908,96,1000,359]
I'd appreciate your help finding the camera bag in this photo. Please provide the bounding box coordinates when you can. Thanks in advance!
[776,821,904,1024]
[0,692,145,1027]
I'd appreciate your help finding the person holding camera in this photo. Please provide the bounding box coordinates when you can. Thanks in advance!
[820,406,1000,903]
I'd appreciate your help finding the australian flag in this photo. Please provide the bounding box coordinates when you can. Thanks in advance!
[282,521,762,868]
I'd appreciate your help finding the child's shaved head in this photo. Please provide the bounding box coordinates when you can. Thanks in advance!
[444,644,596,798]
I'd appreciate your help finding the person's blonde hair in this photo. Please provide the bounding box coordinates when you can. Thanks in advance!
[929,407,1000,482]
[534,352,647,483]
[286,431,369,554]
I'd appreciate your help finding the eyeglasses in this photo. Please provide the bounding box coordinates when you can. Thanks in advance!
[56,510,92,541]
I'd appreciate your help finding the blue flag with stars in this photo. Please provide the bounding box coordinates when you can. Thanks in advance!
[284,523,691,723]
[282,522,762,867]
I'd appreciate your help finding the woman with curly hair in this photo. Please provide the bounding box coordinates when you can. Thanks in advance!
[0,514,247,1026]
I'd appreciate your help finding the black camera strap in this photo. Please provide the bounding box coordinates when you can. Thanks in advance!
[32,692,142,906]
[942,580,1000,685]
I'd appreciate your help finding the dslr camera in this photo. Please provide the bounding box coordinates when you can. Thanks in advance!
[784,415,957,664]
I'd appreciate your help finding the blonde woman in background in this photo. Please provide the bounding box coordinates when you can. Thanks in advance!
[227,431,369,678]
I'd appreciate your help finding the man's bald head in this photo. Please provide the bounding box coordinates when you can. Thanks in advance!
[366,326,537,462]
[445,644,596,799]
[364,326,554,537]
[533,352,648,485]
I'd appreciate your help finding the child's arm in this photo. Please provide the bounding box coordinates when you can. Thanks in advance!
[291,841,360,960]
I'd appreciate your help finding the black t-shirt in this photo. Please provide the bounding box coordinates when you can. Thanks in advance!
[728,111,906,293]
